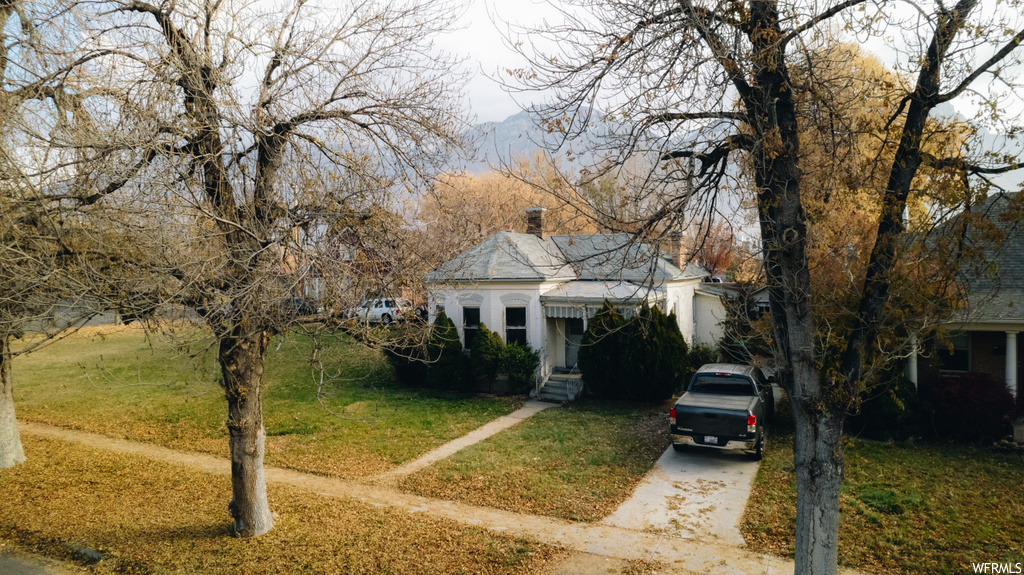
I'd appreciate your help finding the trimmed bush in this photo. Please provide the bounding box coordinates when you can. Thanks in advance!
[927,373,1020,443]
[383,323,428,386]
[848,375,923,441]
[426,311,471,390]
[684,343,720,384]
[630,304,688,401]
[499,342,540,394]
[470,322,504,387]
[578,300,690,401]
[577,301,627,397]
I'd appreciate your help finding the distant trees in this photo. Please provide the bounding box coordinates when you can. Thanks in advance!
[689,219,735,276]
[416,153,596,268]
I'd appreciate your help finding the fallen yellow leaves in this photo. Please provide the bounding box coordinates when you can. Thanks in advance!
[0,436,567,574]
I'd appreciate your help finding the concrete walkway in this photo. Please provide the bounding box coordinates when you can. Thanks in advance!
[602,445,759,546]
[19,422,868,575]
[0,548,83,575]
[376,399,556,483]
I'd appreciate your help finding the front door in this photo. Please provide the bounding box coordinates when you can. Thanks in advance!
[565,318,584,368]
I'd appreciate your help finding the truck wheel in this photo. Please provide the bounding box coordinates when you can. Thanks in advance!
[381,314,392,325]
[750,436,764,461]
[672,442,687,452]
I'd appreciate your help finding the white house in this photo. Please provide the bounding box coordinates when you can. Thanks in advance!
[425,208,727,386]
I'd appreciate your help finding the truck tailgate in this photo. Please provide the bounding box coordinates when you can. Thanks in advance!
[674,393,758,437]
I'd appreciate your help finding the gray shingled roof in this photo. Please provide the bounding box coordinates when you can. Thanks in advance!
[550,234,703,282]
[428,231,708,284]
[426,231,575,282]
[962,191,1024,323]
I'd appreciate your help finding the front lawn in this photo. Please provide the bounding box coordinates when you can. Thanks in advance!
[742,402,1024,574]
[401,399,670,522]
[0,436,565,574]
[13,324,522,478]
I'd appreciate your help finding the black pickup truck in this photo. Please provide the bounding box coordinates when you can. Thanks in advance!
[670,363,775,460]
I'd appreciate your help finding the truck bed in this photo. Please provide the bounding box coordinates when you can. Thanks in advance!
[673,392,759,438]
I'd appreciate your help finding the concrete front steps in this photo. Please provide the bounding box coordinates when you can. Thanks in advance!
[533,372,583,402]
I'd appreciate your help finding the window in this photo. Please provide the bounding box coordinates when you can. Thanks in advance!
[463,307,480,349]
[688,374,757,396]
[505,306,527,346]
[940,332,970,372]
[569,318,585,337]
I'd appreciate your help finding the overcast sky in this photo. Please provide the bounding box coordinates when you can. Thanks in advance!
[438,0,1023,132]
[436,0,560,123]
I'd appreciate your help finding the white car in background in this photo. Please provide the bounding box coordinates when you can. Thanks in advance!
[347,298,411,324]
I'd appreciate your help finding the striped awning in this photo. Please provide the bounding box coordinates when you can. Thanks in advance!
[542,303,653,319]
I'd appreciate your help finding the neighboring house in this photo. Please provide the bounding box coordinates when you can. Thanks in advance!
[910,191,1023,401]
[314,227,413,307]
[425,208,727,383]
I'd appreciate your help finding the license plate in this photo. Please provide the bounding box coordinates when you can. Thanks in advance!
[704,435,718,445]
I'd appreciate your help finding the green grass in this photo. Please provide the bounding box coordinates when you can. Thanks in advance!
[12,324,522,479]
[401,399,670,522]
[742,401,1024,574]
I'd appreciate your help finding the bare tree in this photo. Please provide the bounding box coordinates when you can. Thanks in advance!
[51,0,468,537]
[509,1,1024,572]
[0,0,113,469]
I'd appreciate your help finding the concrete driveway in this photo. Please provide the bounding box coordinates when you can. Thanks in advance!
[601,444,759,546]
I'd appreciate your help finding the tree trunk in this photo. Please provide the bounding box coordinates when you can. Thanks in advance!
[791,399,845,575]
[219,328,274,538]
[0,334,26,469]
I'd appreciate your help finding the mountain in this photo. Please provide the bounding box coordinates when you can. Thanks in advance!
[460,110,603,173]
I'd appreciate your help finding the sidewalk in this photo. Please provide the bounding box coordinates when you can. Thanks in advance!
[19,421,867,575]
[375,399,556,483]
[0,548,83,575]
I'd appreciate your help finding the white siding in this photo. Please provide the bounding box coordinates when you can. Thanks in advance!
[693,291,727,346]
[429,281,559,377]
[665,279,701,344]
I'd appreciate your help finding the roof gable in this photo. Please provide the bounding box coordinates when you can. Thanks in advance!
[426,231,574,282]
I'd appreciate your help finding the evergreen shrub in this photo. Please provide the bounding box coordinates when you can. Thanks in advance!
[499,343,540,394]
[684,343,720,385]
[426,311,471,390]
[578,300,690,401]
[577,301,626,397]
[631,304,688,400]
[384,323,427,386]
[470,322,504,386]
[848,375,923,441]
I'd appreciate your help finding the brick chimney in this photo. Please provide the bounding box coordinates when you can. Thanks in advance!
[525,207,546,239]
[667,230,685,269]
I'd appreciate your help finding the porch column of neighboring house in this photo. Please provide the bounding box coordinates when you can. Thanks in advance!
[1007,331,1019,399]
[907,335,918,389]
